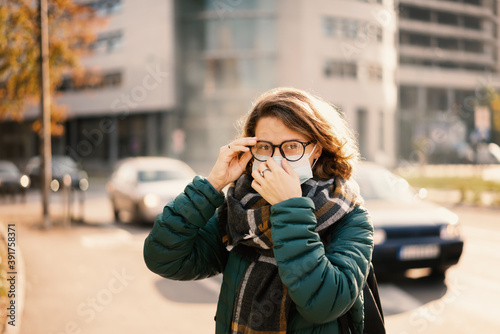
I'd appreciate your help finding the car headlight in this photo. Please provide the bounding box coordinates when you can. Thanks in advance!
[143,194,160,208]
[373,228,386,245]
[50,179,60,192]
[79,178,89,191]
[440,224,461,240]
[20,175,30,188]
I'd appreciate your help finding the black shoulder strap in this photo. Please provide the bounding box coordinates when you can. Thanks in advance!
[338,263,385,334]
[363,263,385,334]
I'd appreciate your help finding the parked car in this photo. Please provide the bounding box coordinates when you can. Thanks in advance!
[0,160,30,200]
[107,157,197,223]
[354,162,464,278]
[24,155,89,192]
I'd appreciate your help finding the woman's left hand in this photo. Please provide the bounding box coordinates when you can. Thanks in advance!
[251,158,302,205]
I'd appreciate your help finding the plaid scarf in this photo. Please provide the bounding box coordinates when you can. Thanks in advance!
[218,174,362,334]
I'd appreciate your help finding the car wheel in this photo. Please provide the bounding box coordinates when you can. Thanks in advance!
[430,267,447,280]
[132,204,143,224]
[111,199,121,222]
[113,208,121,222]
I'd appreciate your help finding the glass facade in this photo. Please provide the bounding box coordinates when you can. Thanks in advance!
[175,0,277,170]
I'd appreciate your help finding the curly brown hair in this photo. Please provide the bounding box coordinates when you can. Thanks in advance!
[238,87,360,180]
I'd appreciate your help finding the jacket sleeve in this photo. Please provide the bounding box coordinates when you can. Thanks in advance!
[143,176,228,281]
[270,198,373,324]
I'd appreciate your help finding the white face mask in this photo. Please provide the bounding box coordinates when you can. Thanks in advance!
[252,144,317,184]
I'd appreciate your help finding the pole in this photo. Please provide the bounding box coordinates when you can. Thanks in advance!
[39,0,52,229]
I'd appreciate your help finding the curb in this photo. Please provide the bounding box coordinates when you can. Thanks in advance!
[0,222,25,334]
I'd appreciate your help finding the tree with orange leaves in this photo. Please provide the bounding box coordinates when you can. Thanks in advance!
[0,0,105,136]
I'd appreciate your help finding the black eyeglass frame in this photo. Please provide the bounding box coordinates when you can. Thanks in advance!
[250,140,314,162]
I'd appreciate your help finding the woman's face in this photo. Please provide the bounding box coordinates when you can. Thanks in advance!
[254,116,322,165]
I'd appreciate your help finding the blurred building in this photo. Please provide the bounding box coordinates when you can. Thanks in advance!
[1,0,397,173]
[397,0,500,163]
[4,0,447,173]
[0,0,177,172]
[177,0,397,171]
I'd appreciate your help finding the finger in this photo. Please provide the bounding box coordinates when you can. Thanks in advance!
[281,159,296,176]
[251,179,263,194]
[258,161,270,173]
[251,169,264,184]
[265,157,282,172]
[257,161,273,177]
[239,151,253,168]
[252,165,270,182]
[231,137,257,147]
[228,144,251,153]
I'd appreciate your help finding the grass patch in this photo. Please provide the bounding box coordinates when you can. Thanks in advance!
[404,176,500,205]
[404,176,500,192]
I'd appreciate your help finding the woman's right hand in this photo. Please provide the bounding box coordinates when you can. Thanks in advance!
[206,137,257,192]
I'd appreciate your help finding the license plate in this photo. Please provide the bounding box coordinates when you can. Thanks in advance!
[398,244,440,260]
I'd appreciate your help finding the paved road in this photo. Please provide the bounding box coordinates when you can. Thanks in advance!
[1,180,499,334]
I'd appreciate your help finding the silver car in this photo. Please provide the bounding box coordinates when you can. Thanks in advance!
[107,157,196,223]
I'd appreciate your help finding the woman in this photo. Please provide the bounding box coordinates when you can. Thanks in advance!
[143,87,374,333]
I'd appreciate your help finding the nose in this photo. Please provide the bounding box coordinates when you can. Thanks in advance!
[273,146,282,157]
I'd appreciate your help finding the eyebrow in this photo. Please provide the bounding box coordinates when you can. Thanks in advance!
[256,139,306,144]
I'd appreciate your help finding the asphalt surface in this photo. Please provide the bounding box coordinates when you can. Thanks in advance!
[0,178,499,334]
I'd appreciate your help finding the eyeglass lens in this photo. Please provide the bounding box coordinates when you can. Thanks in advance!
[251,141,306,162]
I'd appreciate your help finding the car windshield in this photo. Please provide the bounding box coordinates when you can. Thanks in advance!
[138,169,192,183]
[0,163,19,176]
[52,158,78,174]
[355,168,416,202]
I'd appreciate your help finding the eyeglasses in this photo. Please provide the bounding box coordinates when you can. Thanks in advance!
[250,140,313,162]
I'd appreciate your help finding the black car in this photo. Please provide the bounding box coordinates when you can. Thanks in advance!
[354,163,464,278]
[0,160,30,200]
[25,155,89,192]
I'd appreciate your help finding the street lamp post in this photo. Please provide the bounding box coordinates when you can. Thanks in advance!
[39,0,52,229]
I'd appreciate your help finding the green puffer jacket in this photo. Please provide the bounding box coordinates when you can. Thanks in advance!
[144,176,374,334]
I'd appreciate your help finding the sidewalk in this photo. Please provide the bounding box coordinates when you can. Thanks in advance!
[0,177,110,334]
[0,221,25,334]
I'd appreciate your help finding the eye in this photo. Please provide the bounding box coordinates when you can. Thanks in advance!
[256,142,271,151]
[283,142,300,151]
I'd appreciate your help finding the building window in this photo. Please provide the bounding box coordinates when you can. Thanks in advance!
[427,88,448,111]
[463,15,481,30]
[463,39,483,53]
[463,0,481,6]
[323,17,337,37]
[353,0,383,3]
[463,64,488,71]
[454,89,475,114]
[437,37,459,50]
[436,11,459,26]
[102,72,122,87]
[368,64,382,81]
[57,70,123,92]
[400,86,419,109]
[405,32,432,47]
[341,18,359,39]
[379,111,385,151]
[324,16,383,43]
[399,5,432,22]
[86,0,123,15]
[324,60,357,79]
[90,30,123,53]
[436,61,460,69]
[357,108,368,158]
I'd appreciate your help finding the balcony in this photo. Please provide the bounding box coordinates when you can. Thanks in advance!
[398,0,496,19]
[399,18,495,42]
[399,45,495,66]
[397,65,499,89]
